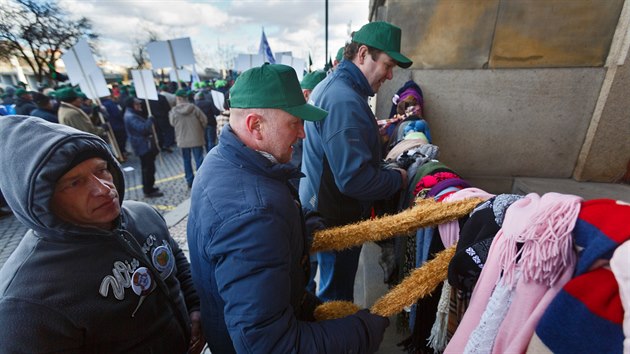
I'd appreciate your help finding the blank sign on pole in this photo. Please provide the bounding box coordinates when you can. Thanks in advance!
[77,68,110,100]
[61,38,100,86]
[147,37,195,69]
[169,69,191,83]
[131,70,158,101]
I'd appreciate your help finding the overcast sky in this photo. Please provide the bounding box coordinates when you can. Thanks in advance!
[57,0,370,71]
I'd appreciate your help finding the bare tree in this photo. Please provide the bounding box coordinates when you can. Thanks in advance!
[0,0,97,85]
[214,40,237,76]
[131,30,160,69]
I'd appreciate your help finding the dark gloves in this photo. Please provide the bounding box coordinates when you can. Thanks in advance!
[303,209,326,251]
[353,309,389,354]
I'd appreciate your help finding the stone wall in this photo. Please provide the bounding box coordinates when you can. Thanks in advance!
[370,0,629,191]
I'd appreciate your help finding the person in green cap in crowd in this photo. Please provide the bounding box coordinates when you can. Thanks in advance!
[30,92,59,123]
[289,69,328,185]
[293,69,330,293]
[57,87,107,138]
[149,85,176,152]
[333,46,345,68]
[300,21,412,303]
[169,89,208,188]
[14,88,37,116]
[187,63,390,354]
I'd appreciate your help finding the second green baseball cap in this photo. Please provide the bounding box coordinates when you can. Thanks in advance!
[230,63,327,122]
[300,70,327,90]
[352,21,413,68]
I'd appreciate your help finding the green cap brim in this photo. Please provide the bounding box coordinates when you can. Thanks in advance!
[283,103,328,122]
[387,51,412,68]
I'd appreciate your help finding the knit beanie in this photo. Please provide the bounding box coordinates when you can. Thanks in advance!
[530,199,630,354]
[450,205,499,291]
[389,80,424,117]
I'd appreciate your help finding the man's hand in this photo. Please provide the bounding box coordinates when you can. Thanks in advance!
[188,311,206,354]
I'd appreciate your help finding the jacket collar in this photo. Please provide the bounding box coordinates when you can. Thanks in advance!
[335,60,375,98]
[217,125,302,182]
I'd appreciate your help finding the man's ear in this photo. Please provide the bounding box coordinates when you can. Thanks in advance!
[245,113,263,140]
[357,45,369,65]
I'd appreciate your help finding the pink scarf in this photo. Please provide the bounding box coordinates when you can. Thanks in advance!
[445,193,581,353]
[438,188,495,248]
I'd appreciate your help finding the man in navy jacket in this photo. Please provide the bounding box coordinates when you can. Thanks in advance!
[187,63,390,353]
[300,21,412,302]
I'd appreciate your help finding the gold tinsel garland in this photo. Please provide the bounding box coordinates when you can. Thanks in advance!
[314,245,456,320]
[313,300,361,321]
[311,198,482,253]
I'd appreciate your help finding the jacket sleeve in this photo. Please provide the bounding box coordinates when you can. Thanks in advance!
[66,109,106,137]
[195,107,208,128]
[319,100,401,201]
[169,236,200,313]
[0,298,84,353]
[125,113,153,137]
[209,208,382,353]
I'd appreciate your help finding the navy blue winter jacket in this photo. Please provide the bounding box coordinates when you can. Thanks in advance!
[124,108,156,157]
[187,125,388,353]
[299,60,402,226]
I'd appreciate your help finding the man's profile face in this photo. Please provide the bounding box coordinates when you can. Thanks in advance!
[51,157,120,229]
[260,109,305,164]
[302,89,313,102]
[361,49,396,93]
[70,97,82,108]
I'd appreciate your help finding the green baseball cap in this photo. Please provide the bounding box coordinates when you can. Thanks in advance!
[230,63,327,122]
[336,47,344,62]
[300,70,327,90]
[15,88,28,97]
[55,87,79,102]
[352,21,413,68]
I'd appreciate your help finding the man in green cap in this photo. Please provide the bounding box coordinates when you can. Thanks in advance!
[187,63,389,354]
[300,21,412,303]
[14,88,37,116]
[333,46,345,68]
[57,87,107,138]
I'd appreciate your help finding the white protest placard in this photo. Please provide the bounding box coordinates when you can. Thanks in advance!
[131,70,158,101]
[234,53,265,72]
[280,55,306,81]
[146,41,171,69]
[147,37,195,69]
[169,69,191,83]
[76,68,110,99]
[61,38,101,85]
[170,37,195,66]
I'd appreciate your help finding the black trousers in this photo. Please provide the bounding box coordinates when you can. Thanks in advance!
[140,151,157,194]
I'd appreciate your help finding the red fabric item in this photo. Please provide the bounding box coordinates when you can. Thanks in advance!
[578,199,630,244]
[413,171,459,196]
[564,267,623,324]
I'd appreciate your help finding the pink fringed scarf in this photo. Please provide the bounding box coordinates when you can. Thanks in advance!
[445,193,582,354]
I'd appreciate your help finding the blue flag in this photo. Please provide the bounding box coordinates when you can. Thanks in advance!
[258,28,276,64]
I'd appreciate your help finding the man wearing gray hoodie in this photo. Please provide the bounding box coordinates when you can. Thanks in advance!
[0,115,205,353]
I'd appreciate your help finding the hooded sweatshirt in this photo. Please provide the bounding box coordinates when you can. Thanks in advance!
[169,102,207,148]
[0,115,199,353]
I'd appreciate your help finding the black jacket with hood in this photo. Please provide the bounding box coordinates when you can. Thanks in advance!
[0,115,199,353]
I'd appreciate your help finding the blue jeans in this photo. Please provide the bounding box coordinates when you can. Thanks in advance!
[316,245,363,302]
[182,146,204,187]
[205,125,217,153]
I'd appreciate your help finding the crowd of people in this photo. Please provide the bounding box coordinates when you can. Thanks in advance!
[0,21,413,353]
